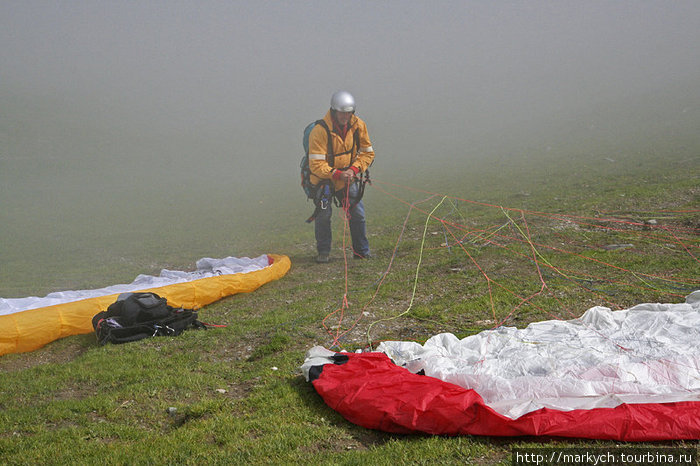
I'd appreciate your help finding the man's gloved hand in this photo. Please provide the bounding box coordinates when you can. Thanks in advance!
[332,167,359,183]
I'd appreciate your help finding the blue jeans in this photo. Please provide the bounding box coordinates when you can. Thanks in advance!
[314,181,370,257]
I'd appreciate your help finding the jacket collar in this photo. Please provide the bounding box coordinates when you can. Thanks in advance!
[323,110,358,135]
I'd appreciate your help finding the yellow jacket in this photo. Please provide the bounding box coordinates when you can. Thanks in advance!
[308,110,375,192]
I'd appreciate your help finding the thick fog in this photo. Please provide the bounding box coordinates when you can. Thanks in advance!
[1,1,699,294]
[3,1,699,171]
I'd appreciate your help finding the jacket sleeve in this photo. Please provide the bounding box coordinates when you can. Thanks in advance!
[351,119,375,173]
[308,125,334,180]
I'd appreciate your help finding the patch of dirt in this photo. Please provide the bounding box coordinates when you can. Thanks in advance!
[300,428,395,455]
[0,334,93,373]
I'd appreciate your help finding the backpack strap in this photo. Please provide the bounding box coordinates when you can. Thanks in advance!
[305,120,334,224]
[329,128,360,167]
[323,119,360,168]
[314,120,334,167]
[352,129,359,163]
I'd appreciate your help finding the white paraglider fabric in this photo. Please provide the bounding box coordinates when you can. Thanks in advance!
[377,290,700,419]
[0,255,271,316]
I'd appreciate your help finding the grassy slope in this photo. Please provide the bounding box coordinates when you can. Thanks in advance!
[1,106,699,464]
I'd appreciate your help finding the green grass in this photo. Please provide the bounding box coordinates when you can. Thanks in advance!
[1,142,699,464]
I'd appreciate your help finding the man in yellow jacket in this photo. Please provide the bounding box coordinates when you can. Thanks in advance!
[308,91,375,263]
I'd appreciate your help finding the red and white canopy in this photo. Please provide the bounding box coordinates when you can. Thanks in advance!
[303,291,700,440]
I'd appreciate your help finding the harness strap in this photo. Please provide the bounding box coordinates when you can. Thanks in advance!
[341,170,371,213]
[306,180,334,223]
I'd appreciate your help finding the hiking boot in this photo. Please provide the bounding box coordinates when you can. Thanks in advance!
[315,253,330,263]
[353,252,372,260]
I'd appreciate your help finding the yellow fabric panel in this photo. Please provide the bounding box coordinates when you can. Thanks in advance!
[0,254,291,356]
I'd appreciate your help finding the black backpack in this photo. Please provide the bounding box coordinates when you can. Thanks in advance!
[92,292,205,345]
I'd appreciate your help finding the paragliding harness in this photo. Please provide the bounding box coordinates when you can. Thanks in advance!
[92,292,206,345]
[301,119,370,223]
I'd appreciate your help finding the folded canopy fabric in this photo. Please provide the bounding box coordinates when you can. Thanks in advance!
[303,291,700,440]
[0,254,290,356]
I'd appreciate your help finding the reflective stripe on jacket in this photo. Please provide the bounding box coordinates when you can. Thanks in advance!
[308,110,375,192]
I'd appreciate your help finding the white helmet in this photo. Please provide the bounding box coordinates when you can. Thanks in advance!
[330,90,356,113]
